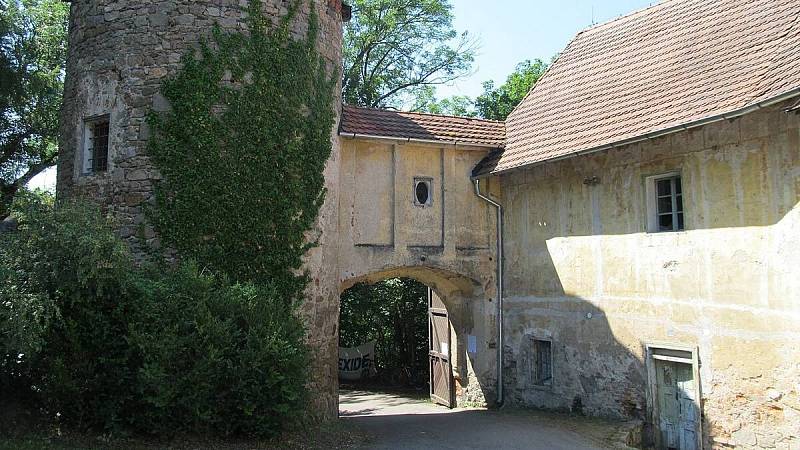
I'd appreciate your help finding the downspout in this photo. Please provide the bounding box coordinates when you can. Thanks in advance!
[473,178,504,406]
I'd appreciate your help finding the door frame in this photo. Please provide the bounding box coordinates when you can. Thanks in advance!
[645,342,703,449]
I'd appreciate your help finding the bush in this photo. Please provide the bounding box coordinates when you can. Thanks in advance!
[0,196,310,437]
[129,263,309,437]
[0,193,139,429]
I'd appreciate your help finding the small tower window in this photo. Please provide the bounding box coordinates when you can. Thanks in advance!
[414,178,432,206]
[82,115,110,175]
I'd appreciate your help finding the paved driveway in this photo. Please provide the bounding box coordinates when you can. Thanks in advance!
[339,390,636,450]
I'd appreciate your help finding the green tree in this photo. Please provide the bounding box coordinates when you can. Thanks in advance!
[340,278,429,385]
[0,0,68,219]
[475,59,548,120]
[412,85,475,117]
[343,0,476,109]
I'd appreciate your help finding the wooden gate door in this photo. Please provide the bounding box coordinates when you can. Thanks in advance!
[655,359,700,450]
[428,288,454,408]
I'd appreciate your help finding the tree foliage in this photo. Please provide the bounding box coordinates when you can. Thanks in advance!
[475,59,548,121]
[147,0,336,297]
[413,59,549,120]
[412,85,475,117]
[0,0,68,219]
[340,278,429,385]
[129,263,309,437]
[342,0,476,109]
[0,193,142,429]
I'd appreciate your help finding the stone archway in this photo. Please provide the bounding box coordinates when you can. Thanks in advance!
[338,265,497,408]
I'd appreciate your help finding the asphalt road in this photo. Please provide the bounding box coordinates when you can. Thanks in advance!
[339,390,634,450]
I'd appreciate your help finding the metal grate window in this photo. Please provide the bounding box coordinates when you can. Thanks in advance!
[90,120,110,173]
[655,176,684,232]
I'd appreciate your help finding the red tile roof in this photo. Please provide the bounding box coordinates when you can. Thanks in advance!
[339,105,506,148]
[479,0,800,176]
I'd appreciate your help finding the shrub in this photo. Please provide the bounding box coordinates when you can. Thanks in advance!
[0,193,139,429]
[129,263,309,437]
[0,196,310,437]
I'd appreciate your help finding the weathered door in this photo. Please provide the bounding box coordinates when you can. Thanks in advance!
[428,288,453,408]
[655,359,700,450]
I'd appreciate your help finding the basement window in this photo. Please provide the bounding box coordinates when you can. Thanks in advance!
[414,178,432,207]
[82,116,110,175]
[646,173,685,232]
[528,338,553,387]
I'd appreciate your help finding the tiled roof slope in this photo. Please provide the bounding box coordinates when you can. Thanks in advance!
[484,0,800,176]
[340,105,506,148]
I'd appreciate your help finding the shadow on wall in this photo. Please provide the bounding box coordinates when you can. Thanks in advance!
[502,289,710,449]
[499,119,799,448]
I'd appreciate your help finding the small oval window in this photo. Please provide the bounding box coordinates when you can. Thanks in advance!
[415,179,431,206]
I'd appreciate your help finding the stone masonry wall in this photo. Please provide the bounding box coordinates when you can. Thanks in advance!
[56,0,345,420]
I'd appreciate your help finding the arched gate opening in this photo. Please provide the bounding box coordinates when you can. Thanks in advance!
[337,266,496,414]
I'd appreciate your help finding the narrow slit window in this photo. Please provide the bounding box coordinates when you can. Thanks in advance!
[91,121,110,173]
[83,116,110,175]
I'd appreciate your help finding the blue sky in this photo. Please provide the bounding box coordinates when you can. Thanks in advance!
[438,0,657,99]
[30,0,657,191]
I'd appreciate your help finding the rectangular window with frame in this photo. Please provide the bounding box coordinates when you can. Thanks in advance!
[82,116,110,175]
[646,173,685,232]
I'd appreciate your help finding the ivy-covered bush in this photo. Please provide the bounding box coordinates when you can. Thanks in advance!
[147,0,336,297]
[129,263,308,437]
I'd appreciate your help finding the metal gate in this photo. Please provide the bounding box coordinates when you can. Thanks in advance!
[428,288,454,408]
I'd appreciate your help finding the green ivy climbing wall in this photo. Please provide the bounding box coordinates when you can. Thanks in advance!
[146,0,336,301]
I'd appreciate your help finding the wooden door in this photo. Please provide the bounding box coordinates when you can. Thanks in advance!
[655,359,700,450]
[428,288,453,408]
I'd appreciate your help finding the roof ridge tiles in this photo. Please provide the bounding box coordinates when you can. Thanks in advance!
[342,104,505,124]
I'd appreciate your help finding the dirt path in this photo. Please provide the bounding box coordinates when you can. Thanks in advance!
[339,390,637,450]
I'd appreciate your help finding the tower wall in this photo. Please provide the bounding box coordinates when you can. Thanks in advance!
[57,0,345,419]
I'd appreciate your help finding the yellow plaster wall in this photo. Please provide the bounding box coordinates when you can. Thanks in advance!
[500,102,800,448]
[337,137,500,406]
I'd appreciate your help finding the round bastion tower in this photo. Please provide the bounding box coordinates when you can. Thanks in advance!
[56,0,349,419]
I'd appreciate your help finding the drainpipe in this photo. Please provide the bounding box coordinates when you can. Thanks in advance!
[473,178,504,406]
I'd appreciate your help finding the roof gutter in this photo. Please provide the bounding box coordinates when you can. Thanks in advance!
[339,132,500,149]
[472,178,504,407]
[474,87,800,179]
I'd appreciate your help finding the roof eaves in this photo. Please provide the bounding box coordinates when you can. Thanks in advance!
[476,86,800,179]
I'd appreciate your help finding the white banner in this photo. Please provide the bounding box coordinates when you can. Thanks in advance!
[338,341,376,381]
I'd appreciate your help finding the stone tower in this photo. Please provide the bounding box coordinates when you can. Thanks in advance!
[56,0,348,419]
